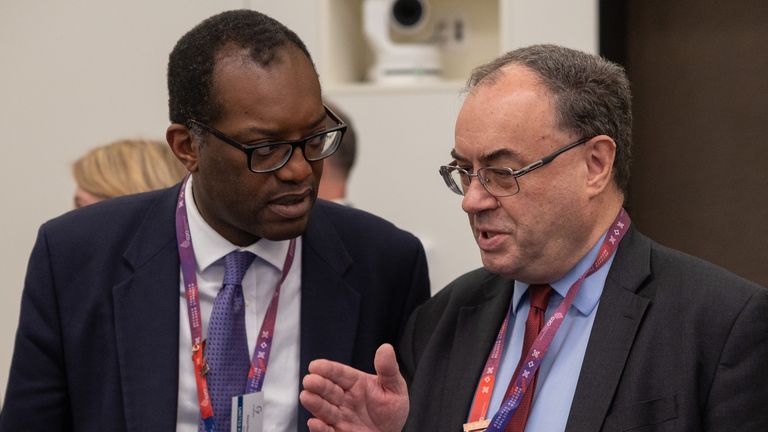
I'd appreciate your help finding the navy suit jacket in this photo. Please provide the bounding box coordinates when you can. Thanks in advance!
[0,184,430,432]
[400,226,768,431]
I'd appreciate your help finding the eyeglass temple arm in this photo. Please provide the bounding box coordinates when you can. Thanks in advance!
[513,160,545,178]
[515,137,590,177]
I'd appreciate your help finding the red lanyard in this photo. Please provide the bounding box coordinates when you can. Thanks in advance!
[467,209,631,431]
[175,175,296,431]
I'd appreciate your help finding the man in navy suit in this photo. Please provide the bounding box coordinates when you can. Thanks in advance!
[0,10,429,432]
[300,45,768,431]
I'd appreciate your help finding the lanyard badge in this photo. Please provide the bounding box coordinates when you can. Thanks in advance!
[175,175,296,431]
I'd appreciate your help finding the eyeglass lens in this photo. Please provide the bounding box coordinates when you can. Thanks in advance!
[249,130,343,172]
[447,167,520,197]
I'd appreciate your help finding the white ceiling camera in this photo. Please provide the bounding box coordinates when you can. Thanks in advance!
[391,0,430,33]
[364,0,443,84]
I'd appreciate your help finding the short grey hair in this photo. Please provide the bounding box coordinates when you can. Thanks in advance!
[467,44,633,195]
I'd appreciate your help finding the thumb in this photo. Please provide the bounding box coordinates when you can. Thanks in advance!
[374,343,407,394]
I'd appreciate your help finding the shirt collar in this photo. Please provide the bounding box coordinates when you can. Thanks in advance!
[512,230,612,316]
[185,175,295,272]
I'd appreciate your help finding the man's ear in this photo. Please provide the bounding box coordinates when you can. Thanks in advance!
[584,135,616,197]
[167,123,199,172]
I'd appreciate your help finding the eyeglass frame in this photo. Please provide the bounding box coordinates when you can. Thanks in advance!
[187,105,348,174]
[439,136,593,197]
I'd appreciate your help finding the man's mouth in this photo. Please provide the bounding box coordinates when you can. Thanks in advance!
[268,190,313,219]
[476,228,506,250]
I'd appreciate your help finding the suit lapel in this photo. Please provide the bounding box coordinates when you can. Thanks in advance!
[565,227,652,432]
[113,187,181,432]
[298,204,358,429]
[441,277,514,430]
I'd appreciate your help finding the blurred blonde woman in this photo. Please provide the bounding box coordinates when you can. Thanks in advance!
[72,138,187,208]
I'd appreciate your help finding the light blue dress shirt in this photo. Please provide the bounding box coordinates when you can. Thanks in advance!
[485,232,616,431]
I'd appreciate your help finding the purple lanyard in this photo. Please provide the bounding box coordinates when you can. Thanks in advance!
[471,208,631,431]
[245,236,295,393]
[175,174,296,429]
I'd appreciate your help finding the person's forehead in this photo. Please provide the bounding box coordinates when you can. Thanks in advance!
[465,65,553,116]
[454,68,558,162]
[211,45,318,92]
[209,45,323,131]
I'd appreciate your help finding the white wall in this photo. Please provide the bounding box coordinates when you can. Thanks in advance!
[326,85,474,292]
[0,0,596,403]
[502,0,599,53]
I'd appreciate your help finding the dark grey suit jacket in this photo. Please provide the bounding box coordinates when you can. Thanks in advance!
[0,184,430,432]
[399,226,768,431]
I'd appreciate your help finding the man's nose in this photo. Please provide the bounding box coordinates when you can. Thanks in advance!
[461,176,498,214]
[275,146,313,182]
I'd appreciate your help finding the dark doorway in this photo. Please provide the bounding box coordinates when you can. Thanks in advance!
[601,0,768,286]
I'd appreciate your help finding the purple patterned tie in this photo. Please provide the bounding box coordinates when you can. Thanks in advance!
[205,251,255,431]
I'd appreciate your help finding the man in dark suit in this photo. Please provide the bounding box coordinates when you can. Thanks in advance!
[300,45,768,431]
[0,10,429,432]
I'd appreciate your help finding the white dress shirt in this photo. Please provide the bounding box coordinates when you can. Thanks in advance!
[176,176,302,431]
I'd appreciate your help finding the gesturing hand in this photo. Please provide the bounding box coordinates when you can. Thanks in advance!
[300,343,409,432]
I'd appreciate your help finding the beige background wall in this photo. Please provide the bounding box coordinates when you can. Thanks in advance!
[0,0,597,403]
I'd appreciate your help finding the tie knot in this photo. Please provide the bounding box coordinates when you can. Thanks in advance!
[528,284,553,312]
[223,251,256,286]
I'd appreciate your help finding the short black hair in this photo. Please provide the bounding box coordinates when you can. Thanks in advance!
[168,9,314,125]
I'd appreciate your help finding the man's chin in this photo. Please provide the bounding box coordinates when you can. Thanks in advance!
[257,216,310,241]
[480,253,518,278]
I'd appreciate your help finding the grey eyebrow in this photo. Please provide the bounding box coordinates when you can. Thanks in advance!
[450,147,524,166]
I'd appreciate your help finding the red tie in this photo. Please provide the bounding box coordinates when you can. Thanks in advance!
[503,284,553,432]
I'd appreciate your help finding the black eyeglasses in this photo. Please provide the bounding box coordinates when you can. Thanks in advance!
[188,105,348,173]
[439,136,592,197]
